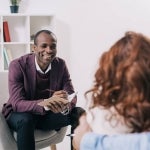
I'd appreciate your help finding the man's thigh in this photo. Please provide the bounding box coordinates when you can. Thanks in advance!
[7,112,36,131]
[36,111,70,130]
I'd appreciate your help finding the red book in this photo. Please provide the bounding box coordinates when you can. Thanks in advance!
[3,21,11,42]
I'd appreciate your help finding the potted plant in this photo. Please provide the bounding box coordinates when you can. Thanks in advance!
[9,0,21,13]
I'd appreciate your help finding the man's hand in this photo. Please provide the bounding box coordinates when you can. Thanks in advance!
[52,90,68,99]
[49,90,68,113]
[73,114,92,150]
[38,90,69,113]
[45,97,68,113]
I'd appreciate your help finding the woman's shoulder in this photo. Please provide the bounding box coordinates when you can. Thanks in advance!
[86,106,131,135]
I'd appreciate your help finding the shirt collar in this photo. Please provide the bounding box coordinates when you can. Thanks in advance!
[35,57,51,74]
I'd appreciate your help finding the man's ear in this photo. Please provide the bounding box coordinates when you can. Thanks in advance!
[31,44,36,53]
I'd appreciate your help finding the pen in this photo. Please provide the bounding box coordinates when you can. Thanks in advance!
[66,133,75,137]
[46,89,55,92]
[68,91,78,102]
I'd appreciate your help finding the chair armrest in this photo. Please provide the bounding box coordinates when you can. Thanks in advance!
[0,112,17,150]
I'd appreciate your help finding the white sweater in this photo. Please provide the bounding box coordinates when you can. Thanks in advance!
[86,106,132,135]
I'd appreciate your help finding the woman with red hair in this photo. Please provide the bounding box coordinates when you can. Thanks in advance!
[73,31,150,150]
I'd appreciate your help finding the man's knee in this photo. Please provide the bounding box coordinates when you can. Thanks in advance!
[70,107,85,130]
[16,113,34,129]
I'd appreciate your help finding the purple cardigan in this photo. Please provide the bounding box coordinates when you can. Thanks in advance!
[2,53,76,119]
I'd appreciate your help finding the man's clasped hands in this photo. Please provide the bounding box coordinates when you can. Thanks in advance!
[38,90,72,114]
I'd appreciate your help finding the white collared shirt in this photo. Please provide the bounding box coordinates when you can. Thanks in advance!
[35,57,51,74]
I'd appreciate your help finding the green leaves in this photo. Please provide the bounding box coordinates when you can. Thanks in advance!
[10,0,21,5]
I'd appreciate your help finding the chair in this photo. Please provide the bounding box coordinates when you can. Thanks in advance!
[0,71,67,150]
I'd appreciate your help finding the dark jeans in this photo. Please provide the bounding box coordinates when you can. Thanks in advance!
[7,111,70,150]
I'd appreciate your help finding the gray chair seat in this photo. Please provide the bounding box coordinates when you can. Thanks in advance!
[14,129,57,142]
[35,130,57,142]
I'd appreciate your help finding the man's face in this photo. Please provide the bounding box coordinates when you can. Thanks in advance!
[34,32,57,70]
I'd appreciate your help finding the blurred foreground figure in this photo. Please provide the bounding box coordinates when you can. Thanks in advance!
[73,31,150,150]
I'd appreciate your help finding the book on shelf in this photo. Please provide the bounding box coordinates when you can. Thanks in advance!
[3,47,14,66]
[3,53,8,70]
[3,48,9,70]
[3,21,11,42]
[5,48,13,62]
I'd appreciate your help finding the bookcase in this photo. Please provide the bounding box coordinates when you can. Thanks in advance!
[0,14,55,71]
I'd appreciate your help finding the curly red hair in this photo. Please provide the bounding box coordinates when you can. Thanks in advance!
[85,31,150,132]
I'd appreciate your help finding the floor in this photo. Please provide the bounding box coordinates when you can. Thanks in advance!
[41,126,71,150]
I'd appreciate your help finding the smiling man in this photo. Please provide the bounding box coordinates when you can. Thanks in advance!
[34,30,57,72]
[2,30,84,150]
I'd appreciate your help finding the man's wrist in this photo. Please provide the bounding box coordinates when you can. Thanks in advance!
[61,105,70,115]
[43,99,50,111]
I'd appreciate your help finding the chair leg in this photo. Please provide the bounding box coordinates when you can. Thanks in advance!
[50,144,57,150]
[71,126,74,150]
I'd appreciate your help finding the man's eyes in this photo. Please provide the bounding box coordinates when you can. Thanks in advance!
[41,43,56,49]
[50,43,56,49]
[41,44,47,48]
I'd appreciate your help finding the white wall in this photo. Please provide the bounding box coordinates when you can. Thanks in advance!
[1,0,150,108]
[1,0,150,149]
